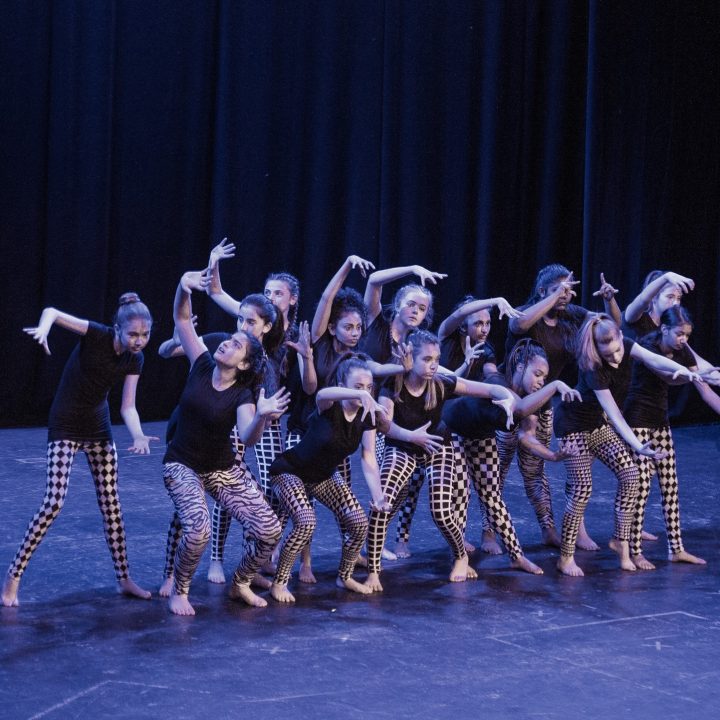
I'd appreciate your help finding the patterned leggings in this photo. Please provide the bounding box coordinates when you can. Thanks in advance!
[367,444,462,573]
[630,426,683,556]
[163,462,281,595]
[8,440,129,581]
[559,425,640,557]
[496,407,556,530]
[272,472,367,584]
[453,434,523,559]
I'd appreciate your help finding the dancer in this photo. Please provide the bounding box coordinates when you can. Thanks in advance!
[498,265,619,548]
[553,314,698,577]
[162,270,288,615]
[269,354,391,603]
[625,306,720,569]
[363,330,516,591]
[443,339,581,575]
[2,295,156,607]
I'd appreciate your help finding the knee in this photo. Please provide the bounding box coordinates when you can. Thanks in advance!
[293,510,317,538]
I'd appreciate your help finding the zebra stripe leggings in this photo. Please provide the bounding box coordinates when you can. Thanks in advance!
[7,439,130,581]
[163,462,281,595]
[559,424,640,557]
[271,472,367,585]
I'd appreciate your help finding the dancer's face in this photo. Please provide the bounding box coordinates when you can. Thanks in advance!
[264,280,296,319]
[653,283,683,315]
[330,311,363,349]
[411,342,440,381]
[661,323,692,352]
[341,368,374,409]
[396,290,431,329]
[214,333,251,371]
[596,332,624,366]
[465,309,491,345]
[116,319,151,354]
[236,304,271,341]
[517,356,549,395]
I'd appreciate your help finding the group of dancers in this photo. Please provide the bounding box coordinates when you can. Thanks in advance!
[2,243,718,615]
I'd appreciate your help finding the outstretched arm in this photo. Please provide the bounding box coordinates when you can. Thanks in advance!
[363,264,447,324]
[623,271,694,324]
[592,273,622,325]
[23,308,90,355]
[311,255,375,343]
[514,380,581,418]
[174,272,210,365]
[518,415,577,462]
[630,343,700,384]
[120,375,159,454]
[437,297,520,341]
[508,273,580,334]
[206,238,242,318]
[361,430,391,511]
[285,321,318,394]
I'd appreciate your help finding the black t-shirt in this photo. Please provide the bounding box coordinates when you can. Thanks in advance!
[380,374,458,456]
[360,312,398,364]
[624,331,694,428]
[270,401,375,484]
[163,352,254,473]
[442,373,514,440]
[553,337,635,438]
[440,331,496,380]
[621,310,657,341]
[48,322,143,442]
[504,304,588,384]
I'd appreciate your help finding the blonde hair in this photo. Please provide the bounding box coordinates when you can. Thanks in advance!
[394,330,444,411]
[577,313,621,371]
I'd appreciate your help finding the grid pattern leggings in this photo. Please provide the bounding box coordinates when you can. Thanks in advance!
[163,462,281,595]
[367,444,461,573]
[495,407,556,530]
[559,424,640,557]
[271,472,367,585]
[8,440,130,581]
[453,434,523,559]
[630,426,683,556]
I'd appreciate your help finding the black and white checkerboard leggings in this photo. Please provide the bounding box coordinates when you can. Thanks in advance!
[630,426,683,556]
[7,440,130,581]
[559,424,640,557]
[271,471,367,584]
[163,462,281,595]
[452,434,524,559]
[366,444,463,573]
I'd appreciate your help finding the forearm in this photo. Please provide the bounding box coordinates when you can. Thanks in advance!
[695,381,720,415]
[509,295,556,333]
[207,263,240,317]
[360,456,385,504]
[299,354,318,394]
[518,430,558,461]
[604,296,622,326]
[515,383,558,417]
[120,407,145,441]
[312,260,352,341]
[438,298,497,339]
[238,412,267,446]
[174,280,193,324]
[368,360,404,378]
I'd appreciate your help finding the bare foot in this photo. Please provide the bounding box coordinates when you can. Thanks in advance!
[480,530,503,555]
[1,574,20,607]
[381,546,398,561]
[168,592,195,616]
[541,527,561,548]
[261,560,277,575]
[229,582,267,607]
[207,560,226,584]
[631,554,656,571]
[556,555,584,577]
[463,536,476,553]
[576,525,600,551]
[466,564,478,580]
[394,541,411,559]
[270,582,295,603]
[670,550,707,565]
[510,555,543,575]
[609,538,637,571]
[364,572,384,592]
[642,529,659,541]
[299,562,317,584]
[158,576,174,598]
[336,576,372,594]
[118,577,152,599]
[251,574,272,590]
[449,555,469,583]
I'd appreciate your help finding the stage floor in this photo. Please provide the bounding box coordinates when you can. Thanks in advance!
[1,421,718,719]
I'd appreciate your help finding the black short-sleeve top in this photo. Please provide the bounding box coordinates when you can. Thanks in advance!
[270,401,375,484]
[621,310,657,341]
[380,374,458,456]
[624,331,694,429]
[163,352,254,473]
[553,337,635,438]
[48,322,144,443]
[442,373,515,440]
[440,331,496,380]
[360,312,396,364]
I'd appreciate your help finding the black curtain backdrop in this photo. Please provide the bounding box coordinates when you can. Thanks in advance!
[1,1,718,428]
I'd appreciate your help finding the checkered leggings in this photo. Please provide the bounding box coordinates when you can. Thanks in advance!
[630,426,683,556]
[7,440,130,581]
[163,462,281,595]
[496,407,556,530]
[367,444,461,573]
[271,472,368,584]
[453,434,523,560]
[559,424,640,557]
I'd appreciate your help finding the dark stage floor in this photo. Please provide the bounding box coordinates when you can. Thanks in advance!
[1,421,719,719]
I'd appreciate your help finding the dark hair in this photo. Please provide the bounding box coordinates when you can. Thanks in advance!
[504,338,548,390]
[396,329,444,411]
[231,330,266,392]
[329,351,373,387]
[329,287,368,335]
[265,271,300,333]
[527,263,572,304]
[660,306,693,330]
[390,284,434,328]
[239,294,284,357]
[114,292,152,327]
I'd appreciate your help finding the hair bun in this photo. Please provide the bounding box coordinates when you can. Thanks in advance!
[119,292,141,306]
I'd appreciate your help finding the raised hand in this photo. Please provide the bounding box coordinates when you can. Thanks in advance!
[359,392,388,425]
[181,270,211,293]
[394,342,414,373]
[463,336,485,364]
[592,273,619,302]
[553,271,580,303]
[208,237,236,269]
[127,435,160,455]
[257,387,291,418]
[23,326,51,355]
[664,272,694,294]
[411,265,448,287]
[347,255,376,278]
[494,297,522,320]
[285,320,314,359]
